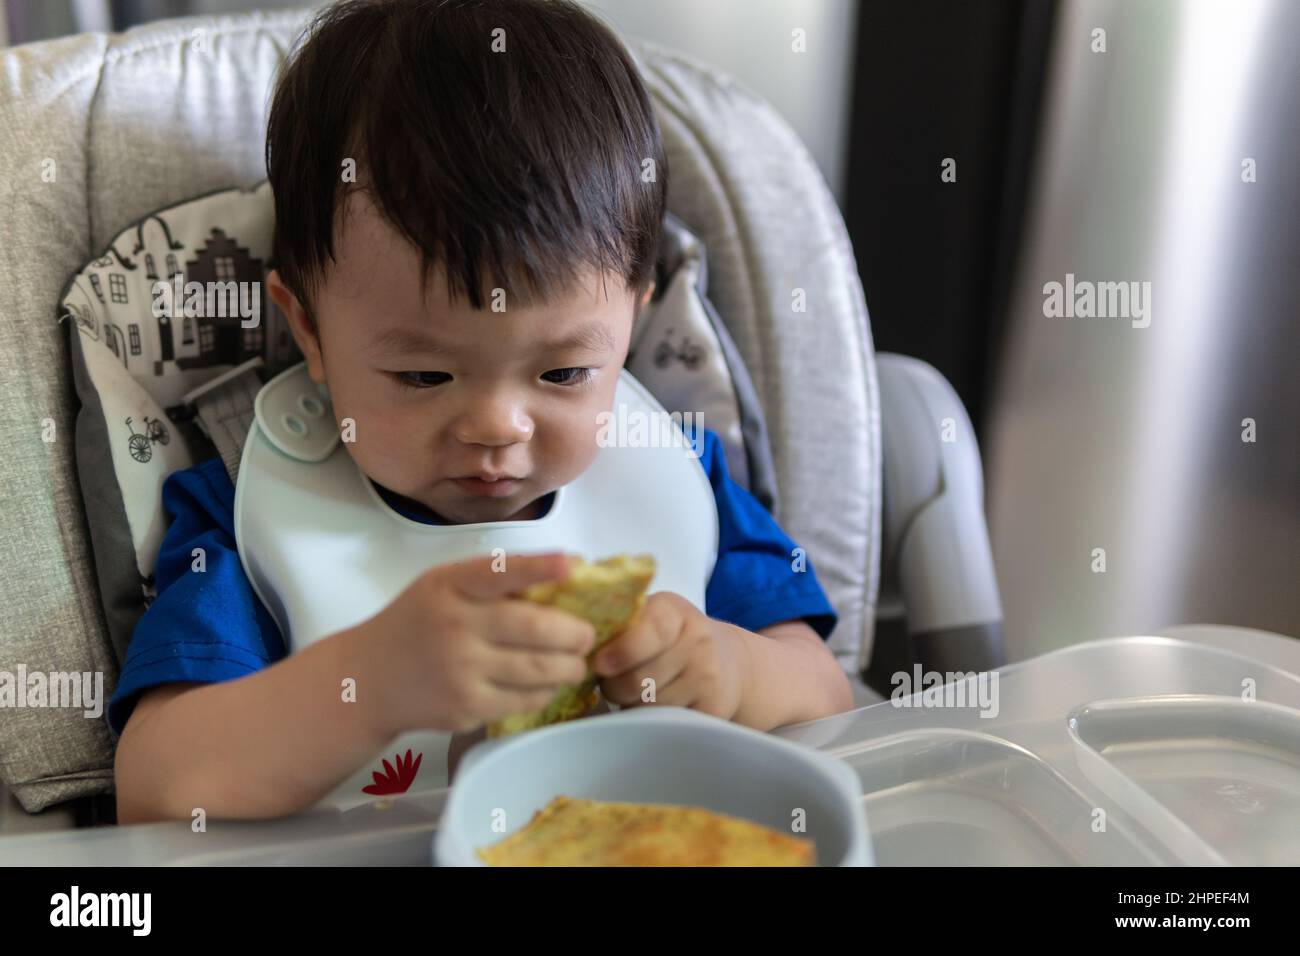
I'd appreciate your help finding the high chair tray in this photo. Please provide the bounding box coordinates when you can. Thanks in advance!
[777,629,1300,865]
[2,626,1297,866]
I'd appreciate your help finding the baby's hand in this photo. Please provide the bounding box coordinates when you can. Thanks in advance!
[592,592,748,720]
[364,552,596,735]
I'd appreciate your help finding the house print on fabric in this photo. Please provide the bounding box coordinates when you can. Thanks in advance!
[172,228,294,374]
[141,231,186,377]
[172,231,263,374]
[83,215,181,377]
[70,219,295,387]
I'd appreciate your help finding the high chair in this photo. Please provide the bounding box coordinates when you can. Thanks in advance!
[0,5,1005,841]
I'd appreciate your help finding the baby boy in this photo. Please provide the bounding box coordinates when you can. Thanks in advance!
[110,0,851,822]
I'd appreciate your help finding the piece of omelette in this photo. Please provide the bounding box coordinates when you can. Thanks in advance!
[486,554,657,738]
[476,796,816,866]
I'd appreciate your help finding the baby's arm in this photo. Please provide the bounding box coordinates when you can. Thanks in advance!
[114,620,388,823]
[739,619,854,728]
[116,553,594,823]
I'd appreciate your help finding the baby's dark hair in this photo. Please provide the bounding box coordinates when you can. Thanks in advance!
[266,0,667,314]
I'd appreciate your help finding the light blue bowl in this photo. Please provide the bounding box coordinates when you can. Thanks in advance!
[435,706,872,866]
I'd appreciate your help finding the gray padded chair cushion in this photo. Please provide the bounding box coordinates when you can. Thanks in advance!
[0,6,879,813]
[633,39,880,667]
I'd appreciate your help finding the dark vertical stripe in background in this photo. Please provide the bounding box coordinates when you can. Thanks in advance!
[843,0,1058,438]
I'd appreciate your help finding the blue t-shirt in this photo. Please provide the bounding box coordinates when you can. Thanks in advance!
[106,427,838,735]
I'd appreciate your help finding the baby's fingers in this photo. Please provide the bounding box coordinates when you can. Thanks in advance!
[599,638,689,706]
[442,551,574,601]
[482,644,590,690]
[484,601,596,655]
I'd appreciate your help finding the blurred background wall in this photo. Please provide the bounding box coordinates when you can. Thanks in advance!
[985,0,1299,657]
[4,0,1296,658]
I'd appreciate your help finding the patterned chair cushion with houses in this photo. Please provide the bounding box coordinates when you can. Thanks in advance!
[60,180,295,681]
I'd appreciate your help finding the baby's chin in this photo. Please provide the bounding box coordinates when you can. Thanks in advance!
[426,484,550,524]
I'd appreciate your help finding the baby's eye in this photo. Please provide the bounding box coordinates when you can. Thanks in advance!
[393,371,451,389]
[541,367,593,387]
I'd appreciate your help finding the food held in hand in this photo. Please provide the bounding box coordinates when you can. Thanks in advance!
[486,554,656,738]
[476,796,816,866]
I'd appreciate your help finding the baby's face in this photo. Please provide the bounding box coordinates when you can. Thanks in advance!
[269,193,644,524]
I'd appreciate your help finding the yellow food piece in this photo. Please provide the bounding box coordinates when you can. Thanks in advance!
[486,554,656,738]
[477,796,816,867]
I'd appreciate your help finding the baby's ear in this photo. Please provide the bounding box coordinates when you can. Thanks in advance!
[639,280,656,307]
[268,269,326,384]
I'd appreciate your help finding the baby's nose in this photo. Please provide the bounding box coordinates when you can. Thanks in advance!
[452,400,534,446]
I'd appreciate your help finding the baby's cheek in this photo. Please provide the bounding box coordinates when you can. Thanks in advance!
[335,404,403,470]
[557,420,602,480]
[367,421,420,471]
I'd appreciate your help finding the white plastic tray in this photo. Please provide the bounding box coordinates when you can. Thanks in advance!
[2,626,1297,866]
[1069,696,1300,865]
[841,730,1155,865]
[778,632,1300,865]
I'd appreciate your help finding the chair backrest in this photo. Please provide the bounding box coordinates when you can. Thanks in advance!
[0,5,880,811]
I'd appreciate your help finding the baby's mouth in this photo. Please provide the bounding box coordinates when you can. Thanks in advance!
[451,474,525,498]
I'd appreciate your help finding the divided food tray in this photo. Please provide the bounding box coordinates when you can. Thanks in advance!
[775,636,1300,865]
[2,633,1296,865]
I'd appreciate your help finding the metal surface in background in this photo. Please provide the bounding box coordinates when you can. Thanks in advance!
[986,0,1300,659]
